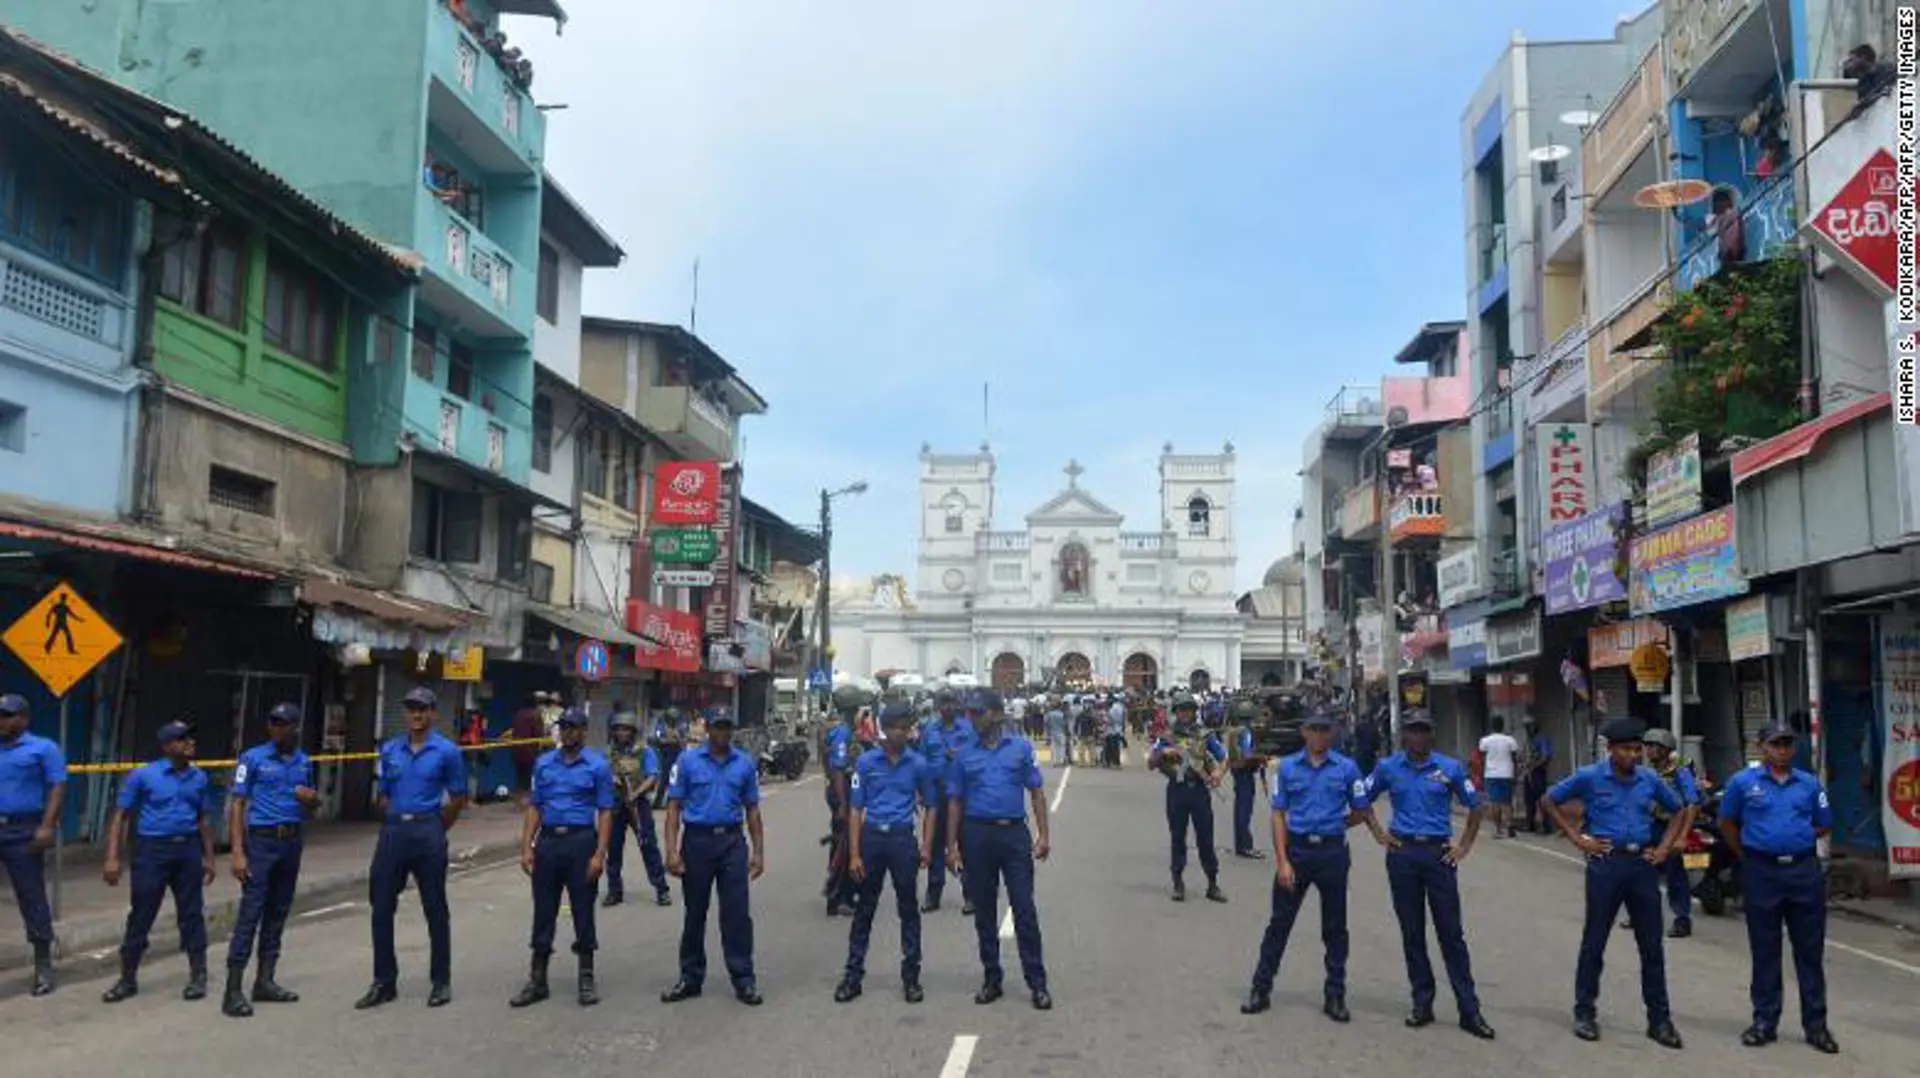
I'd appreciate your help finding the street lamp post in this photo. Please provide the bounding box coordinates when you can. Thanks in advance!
[810,481,867,714]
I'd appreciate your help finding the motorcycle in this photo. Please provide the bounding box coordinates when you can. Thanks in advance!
[757,731,810,782]
[1684,789,1741,916]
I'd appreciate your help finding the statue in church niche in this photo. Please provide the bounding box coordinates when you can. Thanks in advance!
[1060,544,1088,596]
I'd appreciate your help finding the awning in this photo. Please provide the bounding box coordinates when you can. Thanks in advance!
[299,577,476,630]
[1732,393,1889,486]
[527,601,643,647]
[0,518,276,579]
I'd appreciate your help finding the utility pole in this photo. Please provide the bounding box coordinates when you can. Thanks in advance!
[818,486,833,691]
[1379,444,1400,741]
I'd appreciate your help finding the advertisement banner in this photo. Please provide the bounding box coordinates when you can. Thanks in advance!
[1725,595,1773,662]
[1448,617,1487,671]
[1542,504,1626,615]
[1437,548,1482,609]
[1485,608,1542,666]
[704,466,741,637]
[626,599,702,673]
[1536,421,1595,525]
[1629,505,1748,614]
[651,461,721,524]
[650,528,718,564]
[1877,615,1920,877]
[1644,433,1702,528]
[1356,612,1384,681]
[1588,618,1667,667]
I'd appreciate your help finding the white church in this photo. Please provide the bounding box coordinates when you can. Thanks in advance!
[829,443,1247,692]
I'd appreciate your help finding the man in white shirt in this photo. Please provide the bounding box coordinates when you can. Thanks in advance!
[1477,717,1520,839]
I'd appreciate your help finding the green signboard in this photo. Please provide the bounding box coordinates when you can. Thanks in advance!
[651,528,717,564]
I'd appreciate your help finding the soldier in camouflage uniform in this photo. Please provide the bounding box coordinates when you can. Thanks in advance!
[604,712,671,908]
[1148,692,1227,903]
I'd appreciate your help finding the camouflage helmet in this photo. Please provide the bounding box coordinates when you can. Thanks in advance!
[1230,698,1259,723]
[831,684,875,715]
[1170,691,1198,712]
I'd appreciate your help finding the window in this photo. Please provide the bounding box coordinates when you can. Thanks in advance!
[942,493,965,533]
[496,500,531,581]
[409,480,481,564]
[158,223,246,328]
[447,342,473,400]
[531,393,553,473]
[373,318,396,368]
[536,242,560,324]
[0,400,23,452]
[528,560,555,604]
[1187,496,1211,538]
[0,136,124,282]
[582,427,609,499]
[612,439,635,509]
[411,324,437,379]
[261,247,342,370]
[208,466,276,516]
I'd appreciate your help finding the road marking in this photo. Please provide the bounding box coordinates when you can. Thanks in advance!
[298,901,359,919]
[1507,839,1583,867]
[1050,766,1072,813]
[999,908,1014,940]
[940,1034,979,1078]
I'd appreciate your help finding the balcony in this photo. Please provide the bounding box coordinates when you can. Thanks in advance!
[416,186,530,339]
[1339,484,1380,540]
[977,531,1031,553]
[1582,44,1665,204]
[1475,222,1509,313]
[1318,385,1384,442]
[1587,278,1672,416]
[1519,320,1589,424]
[426,2,545,174]
[1389,492,1444,543]
[1382,373,1470,425]
[1118,531,1170,554]
[636,385,735,461]
[1482,394,1516,472]
[1489,547,1521,599]
[1673,173,1795,293]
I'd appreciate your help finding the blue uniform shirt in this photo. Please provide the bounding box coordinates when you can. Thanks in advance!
[232,744,313,827]
[921,717,977,763]
[851,747,937,829]
[0,732,66,815]
[1720,764,1832,854]
[1366,751,1481,838]
[668,744,761,825]
[948,735,1043,819]
[118,760,208,837]
[826,724,854,773]
[1651,763,1701,819]
[377,732,467,816]
[1272,750,1368,836]
[1547,761,1683,844]
[1237,728,1256,760]
[532,747,616,827]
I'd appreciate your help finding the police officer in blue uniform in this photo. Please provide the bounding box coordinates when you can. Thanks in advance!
[512,707,615,1009]
[661,709,767,1006]
[1719,723,1839,1054]
[0,693,66,997]
[1241,711,1365,1021]
[835,702,938,1004]
[1149,693,1227,903]
[101,720,215,1004]
[919,687,976,915]
[1229,699,1268,859]
[1359,710,1496,1039]
[221,702,317,1018]
[356,687,468,1010]
[823,688,863,917]
[604,710,672,908]
[1542,717,1688,1048]
[947,689,1053,1010]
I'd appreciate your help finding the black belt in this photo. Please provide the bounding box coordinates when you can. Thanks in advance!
[684,823,741,835]
[1602,842,1649,858]
[965,817,1025,828]
[1747,848,1818,865]
[540,824,592,836]
[248,824,304,840]
[139,833,195,845]
[0,814,39,827]
[388,813,441,824]
[1393,833,1448,846]
[1290,833,1344,848]
[864,823,914,835]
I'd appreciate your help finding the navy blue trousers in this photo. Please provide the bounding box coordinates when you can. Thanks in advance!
[1166,782,1219,881]
[1574,854,1669,1024]
[607,802,668,898]
[1386,844,1480,1016]
[962,820,1046,990]
[0,823,53,944]
[825,782,858,910]
[844,828,921,981]
[1660,849,1691,922]
[1249,840,1348,996]
[530,827,598,955]
[1232,771,1258,853]
[678,824,755,989]
[226,832,303,967]
[368,819,451,986]
[1742,855,1827,1032]
[121,836,206,958]
[924,795,964,904]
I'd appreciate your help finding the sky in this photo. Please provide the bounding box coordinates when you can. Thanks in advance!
[515,1,1646,593]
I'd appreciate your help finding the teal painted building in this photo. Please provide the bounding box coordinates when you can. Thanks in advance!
[3,0,564,486]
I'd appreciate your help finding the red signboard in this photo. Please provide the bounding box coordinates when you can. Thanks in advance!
[651,461,721,524]
[1809,147,1897,295]
[626,599,702,672]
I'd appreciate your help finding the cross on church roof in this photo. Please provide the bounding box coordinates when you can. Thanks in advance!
[1064,459,1084,488]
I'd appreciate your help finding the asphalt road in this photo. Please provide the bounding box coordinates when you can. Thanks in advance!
[9,757,1919,1077]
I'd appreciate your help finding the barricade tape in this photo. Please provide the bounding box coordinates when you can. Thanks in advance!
[65,737,553,776]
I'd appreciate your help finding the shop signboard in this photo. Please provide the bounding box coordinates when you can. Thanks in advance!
[651,462,721,524]
[1542,504,1626,615]
[1448,617,1487,671]
[1485,607,1542,665]
[1644,433,1702,528]
[1437,548,1482,609]
[1724,595,1772,662]
[1536,421,1595,524]
[1629,506,1747,614]
[1877,615,1920,878]
[626,599,702,673]
[1588,618,1667,667]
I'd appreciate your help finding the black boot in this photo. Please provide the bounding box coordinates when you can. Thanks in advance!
[183,950,208,1001]
[222,965,254,1018]
[1171,875,1186,902]
[102,954,140,1003]
[577,953,599,1007]
[252,957,299,1003]
[510,953,551,1008]
[29,941,54,997]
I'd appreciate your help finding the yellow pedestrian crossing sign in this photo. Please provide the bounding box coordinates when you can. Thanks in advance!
[3,581,123,697]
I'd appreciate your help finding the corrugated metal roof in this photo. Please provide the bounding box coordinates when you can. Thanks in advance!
[0,519,276,580]
[0,71,201,206]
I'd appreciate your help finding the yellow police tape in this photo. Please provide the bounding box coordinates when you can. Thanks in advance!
[64,737,553,776]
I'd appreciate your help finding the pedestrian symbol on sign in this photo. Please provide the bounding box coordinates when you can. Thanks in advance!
[3,581,124,697]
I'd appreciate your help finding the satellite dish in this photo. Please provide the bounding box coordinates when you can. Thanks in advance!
[1560,109,1601,127]
[1528,144,1572,163]
[1632,178,1713,209]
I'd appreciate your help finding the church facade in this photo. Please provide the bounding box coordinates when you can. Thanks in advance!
[832,444,1245,692]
